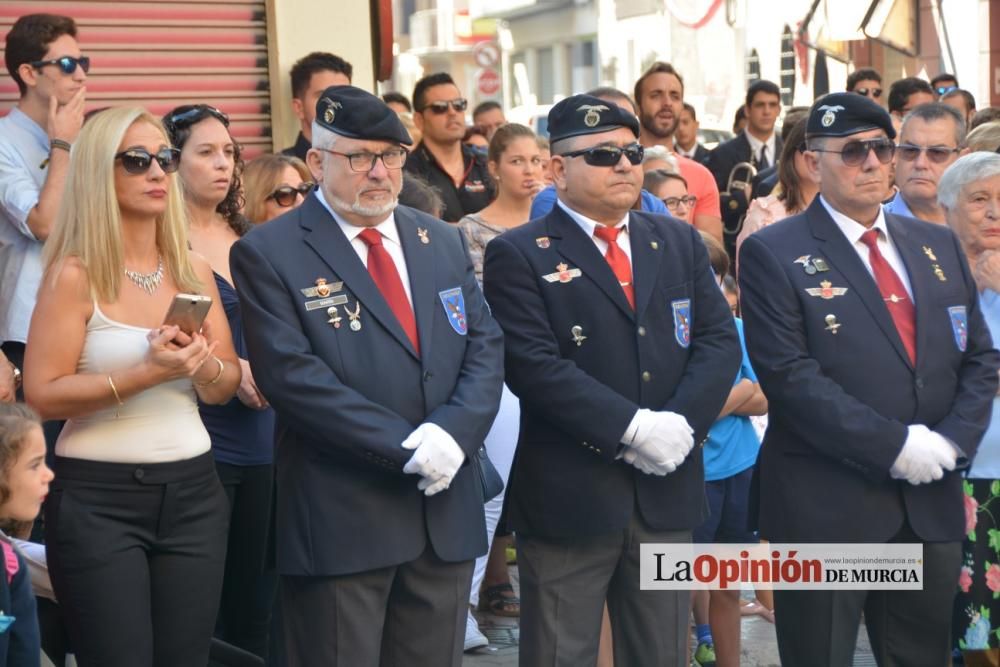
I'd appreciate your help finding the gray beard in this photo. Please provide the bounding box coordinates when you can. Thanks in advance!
[327,191,397,218]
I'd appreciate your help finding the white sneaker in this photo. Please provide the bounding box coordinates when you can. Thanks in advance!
[464,610,489,652]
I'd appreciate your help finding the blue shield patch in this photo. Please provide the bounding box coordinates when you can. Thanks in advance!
[948,306,967,352]
[439,287,468,335]
[672,299,691,348]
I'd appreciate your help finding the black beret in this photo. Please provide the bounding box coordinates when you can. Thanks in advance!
[806,92,896,140]
[315,85,413,146]
[547,94,640,144]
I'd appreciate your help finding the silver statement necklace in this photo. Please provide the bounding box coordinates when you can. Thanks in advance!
[124,256,164,295]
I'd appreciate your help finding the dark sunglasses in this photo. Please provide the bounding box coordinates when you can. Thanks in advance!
[559,143,645,167]
[811,139,895,167]
[420,98,468,114]
[165,105,230,130]
[266,182,315,207]
[114,148,181,174]
[936,85,958,96]
[30,55,90,75]
[896,144,959,164]
[855,87,882,99]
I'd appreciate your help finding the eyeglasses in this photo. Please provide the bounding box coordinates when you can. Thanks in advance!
[811,139,895,167]
[855,87,882,99]
[896,143,960,164]
[114,148,181,174]
[663,195,697,210]
[266,182,315,207]
[318,148,408,172]
[419,98,468,114]
[936,85,958,96]
[559,143,645,167]
[164,105,230,131]
[30,55,90,75]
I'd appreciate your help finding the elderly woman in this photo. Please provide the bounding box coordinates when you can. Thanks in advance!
[940,151,1000,664]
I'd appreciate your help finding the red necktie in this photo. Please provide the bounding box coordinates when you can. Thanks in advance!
[593,225,635,310]
[859,229,915,364]
[358,228,420,355]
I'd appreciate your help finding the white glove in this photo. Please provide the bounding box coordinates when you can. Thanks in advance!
[624,409,694,476]
[890,425,957,485]
[401,422,466,496]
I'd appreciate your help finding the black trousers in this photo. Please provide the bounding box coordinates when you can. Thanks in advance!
[773,520,962,667]
[45,451,229,667]
[280,547,474,667]
[214,461,276,661]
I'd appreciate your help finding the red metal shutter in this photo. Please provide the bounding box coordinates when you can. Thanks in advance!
[1,0,271,158]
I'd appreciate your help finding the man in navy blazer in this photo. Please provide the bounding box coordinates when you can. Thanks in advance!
[484,94,740,666]
[739,92,1000,666]
[231,86,503,666]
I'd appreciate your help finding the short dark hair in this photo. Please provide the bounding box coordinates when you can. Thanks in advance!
[745,80,781,108]
[682,102,697,121]
[846,68,881,92]
[412,72,457,112]
[382,92,411,112]
[732,106,747,133]
[473,100,502,118]
[941,88,975,114]
[887,77,934,114]
[930,73,958,89]
[289,52,353,100]
[900,102,966,145]
[4,13,78,97]
[399,173,444,218]
[586,86,638,115]
[633,62,684,107]
[971,107,1000,131]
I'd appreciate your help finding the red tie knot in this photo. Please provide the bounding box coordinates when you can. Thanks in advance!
[859,229,881,249]
[594,225,621,244]
[359,228,383,247]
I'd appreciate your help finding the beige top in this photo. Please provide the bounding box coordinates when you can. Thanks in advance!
[736,194,793,265]
[457,212,511,284]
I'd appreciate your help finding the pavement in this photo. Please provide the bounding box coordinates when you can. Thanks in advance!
[463,566,876,666]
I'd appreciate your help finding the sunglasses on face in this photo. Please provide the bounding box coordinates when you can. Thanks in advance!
[811,139,895,167]
[114,148,181,175]
[165,105,230,130]
[318,148,408,172]
[559,143,645,167]
[663,195,697,209]
[855,87,882,98]
[936,85,958,96]
[266,182,315,207]
[896,144,959,163]
[30,55,90,75]
[420,98,468,114]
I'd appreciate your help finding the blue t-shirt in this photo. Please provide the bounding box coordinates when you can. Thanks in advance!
[703,318,761,481]
[529,185,669,220]
[969,289,1000,479]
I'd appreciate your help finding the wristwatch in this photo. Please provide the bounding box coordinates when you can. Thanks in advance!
[9,364,20,389]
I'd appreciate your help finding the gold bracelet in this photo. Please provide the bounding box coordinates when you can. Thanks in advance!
[107,374,123,419]
[194,356,225,387]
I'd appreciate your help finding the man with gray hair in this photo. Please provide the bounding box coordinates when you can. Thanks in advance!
[884,102,965,224]
[232,85,504,666]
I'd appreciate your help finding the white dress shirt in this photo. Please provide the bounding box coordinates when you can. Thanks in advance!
[820,195,914,300]
[556,199,632,261]
[744,129,777,168]
[315,188,413,307]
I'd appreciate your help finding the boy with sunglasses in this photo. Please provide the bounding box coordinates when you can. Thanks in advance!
[404,72,495,222]
[0,13,87,397]
[483,93,740,666]
[884,103,965,225]
[739,92,999,667]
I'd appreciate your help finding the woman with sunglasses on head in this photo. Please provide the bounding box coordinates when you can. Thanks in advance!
[736,118,818,263]
[22,107,239,666]
[242,153,314,225]
[164,104,277,660]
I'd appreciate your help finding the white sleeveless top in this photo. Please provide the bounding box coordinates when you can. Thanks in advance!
[55,303,211,463]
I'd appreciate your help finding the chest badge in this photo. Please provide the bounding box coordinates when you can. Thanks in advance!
[300,277,344,298]
[417,227,430,245]
[948,306,968,351]
[824,314,841,334]
[536,237,550,249]
[438,288,468,335]
[672,299,691,348]
[805,280,848,300]
[543,262,582,284]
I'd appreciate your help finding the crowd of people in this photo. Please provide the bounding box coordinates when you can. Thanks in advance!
[2,9,1000,667]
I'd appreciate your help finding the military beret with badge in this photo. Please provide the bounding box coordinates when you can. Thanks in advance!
[806,91,896,140]
[315,85,413,146]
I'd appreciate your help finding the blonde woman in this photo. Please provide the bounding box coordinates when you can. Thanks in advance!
[24,107,239,666]
[242,153,314,225]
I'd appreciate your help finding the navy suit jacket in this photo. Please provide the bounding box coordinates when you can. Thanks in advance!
[706,132,782,194]
[738,198,1000,543]
[483,204,740,539]
[231,194,504,576]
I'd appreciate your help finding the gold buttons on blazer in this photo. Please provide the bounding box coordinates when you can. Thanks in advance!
[642,371,651,382]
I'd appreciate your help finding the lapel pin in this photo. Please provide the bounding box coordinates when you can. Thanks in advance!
[571,325,587,347]
[805,280,848,299]
[327,306,342,328]
[933,264,947,282]
[650,241,659,250]
[542,262,582,284]
[346,302,362,331]
[923,246,938,261]
[811,257,830,272]
[536,236,551,249]
[794,255,816,275]
[315,278,331,297]
[417,228,430,245]
[300,278,344,298]
[824,314,841,334]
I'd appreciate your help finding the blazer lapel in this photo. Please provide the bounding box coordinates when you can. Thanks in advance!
[805,199,913,368]
[886,215,932,368]
[629,214,663,319]
[547,206,635,321]
[395,208,435,360]
[299,196,419,359]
